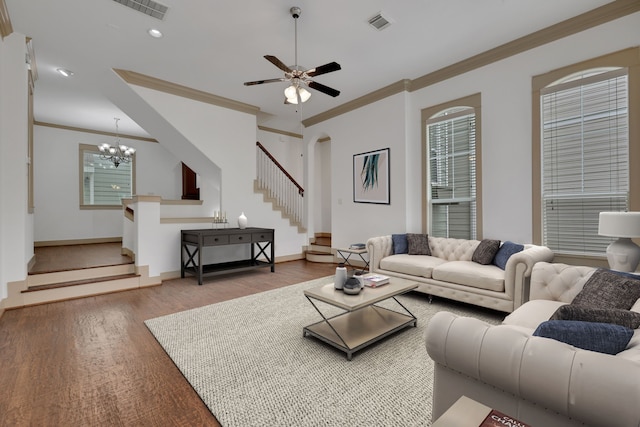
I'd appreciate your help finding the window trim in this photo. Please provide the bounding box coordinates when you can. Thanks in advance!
[532,47,640,264]
[78,143,136,210]
[421,93,483,238]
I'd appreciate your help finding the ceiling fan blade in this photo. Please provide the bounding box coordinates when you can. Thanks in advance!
[308,81,340,97]
[306,62,341,77]
[264,55,293,73]
[244,78,286,86]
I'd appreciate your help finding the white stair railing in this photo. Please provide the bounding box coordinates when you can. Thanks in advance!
[256,142,304,226]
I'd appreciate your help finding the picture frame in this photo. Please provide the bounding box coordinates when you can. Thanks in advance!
[353,148,390,204]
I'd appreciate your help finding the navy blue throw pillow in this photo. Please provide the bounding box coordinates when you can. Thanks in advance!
[493,241,524,270]
[533,320,633,355]
[391,234,408,255]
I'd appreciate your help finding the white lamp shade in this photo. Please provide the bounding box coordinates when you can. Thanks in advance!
[598,212,640,238]
[284,85,311,104]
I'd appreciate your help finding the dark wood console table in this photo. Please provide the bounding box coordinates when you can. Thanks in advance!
[181,227,275,285]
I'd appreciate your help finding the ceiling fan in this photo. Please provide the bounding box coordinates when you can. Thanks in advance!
[243,6,341,105]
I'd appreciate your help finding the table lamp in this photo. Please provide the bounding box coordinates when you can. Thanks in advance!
[598,211,640,272]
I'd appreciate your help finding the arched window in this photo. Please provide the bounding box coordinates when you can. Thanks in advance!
[422,94,481,239]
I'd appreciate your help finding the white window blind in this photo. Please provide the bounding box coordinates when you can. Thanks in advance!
[541,68,629,255]
[427,109,477,239]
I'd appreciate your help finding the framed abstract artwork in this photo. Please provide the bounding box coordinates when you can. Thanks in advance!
[353,148,390,204]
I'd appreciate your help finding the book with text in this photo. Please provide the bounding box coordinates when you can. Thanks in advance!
[479,409,530,427]
[362,273,390,287]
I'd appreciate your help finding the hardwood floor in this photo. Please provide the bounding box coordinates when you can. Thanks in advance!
[30,243,133,274]
[0,259,338,427]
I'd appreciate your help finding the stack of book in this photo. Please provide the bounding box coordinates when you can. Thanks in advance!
[349,243,366,250]
[362,273,390,288]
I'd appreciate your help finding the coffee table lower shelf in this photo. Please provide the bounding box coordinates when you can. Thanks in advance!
[303,305,416,360]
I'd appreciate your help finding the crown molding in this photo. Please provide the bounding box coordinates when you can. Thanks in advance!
[114,69,260,116]
[35,121,158,143]
[303,79,411,128]
[412,0,640,92]
[0,0,13,39]
[304,0,640,127]
[257,125,302,139]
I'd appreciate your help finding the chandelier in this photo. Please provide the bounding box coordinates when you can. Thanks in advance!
[97,118,136,168]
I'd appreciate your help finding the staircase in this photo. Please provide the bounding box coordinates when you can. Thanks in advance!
[20,264,140,307]
[305,233,336,264]
[254,180,305,233]
[254,143,335,264]
[255,142,305,233]
[6,243,143,308]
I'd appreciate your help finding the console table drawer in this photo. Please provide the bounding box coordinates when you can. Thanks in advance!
[252,231,274,242]
[203,234,229,246]
[229,233,251,244]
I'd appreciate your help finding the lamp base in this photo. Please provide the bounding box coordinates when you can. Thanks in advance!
[606,238,640,273]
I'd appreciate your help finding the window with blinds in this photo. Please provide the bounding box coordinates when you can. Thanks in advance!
[541,68,629,255]
[426,107,477,239]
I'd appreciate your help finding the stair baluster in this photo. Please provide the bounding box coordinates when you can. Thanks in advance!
[255,142,305,230]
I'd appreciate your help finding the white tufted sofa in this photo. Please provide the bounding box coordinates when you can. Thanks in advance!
[366,236,554,313]
[425,262,640,427]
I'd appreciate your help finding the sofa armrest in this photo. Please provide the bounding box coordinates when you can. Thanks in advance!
[425,311,640,427]
[366,235,393,272]
[504,245,554,309]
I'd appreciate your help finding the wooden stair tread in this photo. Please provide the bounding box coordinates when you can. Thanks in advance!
[28,261,134,275]
[306,250,333,256]
[23,273,140,293]
[312,237,331,247]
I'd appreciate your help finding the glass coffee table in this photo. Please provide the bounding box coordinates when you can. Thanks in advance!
[303,278,418,360]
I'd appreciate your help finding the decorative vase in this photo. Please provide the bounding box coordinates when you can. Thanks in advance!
[334,263,347,290]
[343,277,362,295]
[238,212,247,229]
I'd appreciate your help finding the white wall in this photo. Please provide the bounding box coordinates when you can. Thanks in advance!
[410,12,640,244]
[313,140,331,233]
[128,86,307,258]
[307,12,640,247]
[306,93,409,249]
[0,32,32,301]
[33,125,183,242]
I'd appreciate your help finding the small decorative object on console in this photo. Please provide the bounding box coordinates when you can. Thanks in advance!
[237,212,248,229]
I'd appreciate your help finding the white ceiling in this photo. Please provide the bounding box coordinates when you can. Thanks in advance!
[6,0,612,137]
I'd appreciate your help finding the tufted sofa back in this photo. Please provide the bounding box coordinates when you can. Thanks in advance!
[529,262,595,302]
[429,236,480,261]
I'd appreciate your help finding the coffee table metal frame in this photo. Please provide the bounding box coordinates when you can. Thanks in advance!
[303,279,418,360]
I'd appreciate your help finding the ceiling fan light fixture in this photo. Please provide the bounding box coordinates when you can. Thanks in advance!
[284,85,311,104]
[243,6,341,103]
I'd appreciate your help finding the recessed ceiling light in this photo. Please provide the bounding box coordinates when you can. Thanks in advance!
[148,28,163,38]
[56,68,74,77]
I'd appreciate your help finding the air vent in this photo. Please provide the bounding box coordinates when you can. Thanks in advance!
[112,0,168,20]
[368,12,392,31]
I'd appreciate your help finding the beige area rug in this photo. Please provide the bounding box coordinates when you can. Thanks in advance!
[145,276,503,427]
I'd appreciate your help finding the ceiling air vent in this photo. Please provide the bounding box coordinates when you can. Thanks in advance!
[368,12,392,31]
[112,0,168,20]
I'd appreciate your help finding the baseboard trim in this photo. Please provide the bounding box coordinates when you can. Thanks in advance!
[35,237,122,247]
[276,253,305,263]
